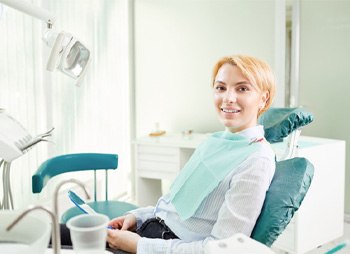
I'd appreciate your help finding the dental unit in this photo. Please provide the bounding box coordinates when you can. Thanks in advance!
[1,179,90,254]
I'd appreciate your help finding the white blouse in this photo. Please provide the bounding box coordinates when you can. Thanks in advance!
[131,125,276,254]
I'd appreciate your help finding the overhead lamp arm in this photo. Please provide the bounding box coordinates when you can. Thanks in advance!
[0,0,56,28]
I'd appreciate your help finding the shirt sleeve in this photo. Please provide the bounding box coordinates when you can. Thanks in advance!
[128,206,155,228]
[136,156,275,254]
[211,156,275,237]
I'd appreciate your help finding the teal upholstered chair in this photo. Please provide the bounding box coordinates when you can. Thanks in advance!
[32,153,138,223]
[249,107,315,246]
[205,157,314,253]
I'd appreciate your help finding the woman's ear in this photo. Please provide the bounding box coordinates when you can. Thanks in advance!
[259,91,269,110]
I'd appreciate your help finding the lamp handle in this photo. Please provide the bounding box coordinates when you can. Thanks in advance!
[46,32,64,72]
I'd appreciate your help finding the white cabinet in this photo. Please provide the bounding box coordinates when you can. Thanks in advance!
[134,133,206,206]
[134,134,345,254]
[272,136,345,254]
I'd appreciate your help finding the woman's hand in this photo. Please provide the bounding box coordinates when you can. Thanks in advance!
[108,214,137,231]
[107,229,141,253]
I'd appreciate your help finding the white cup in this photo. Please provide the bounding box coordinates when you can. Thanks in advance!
[67,214,109,254]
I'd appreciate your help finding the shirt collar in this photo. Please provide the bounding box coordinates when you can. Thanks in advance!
[225,125,265,140]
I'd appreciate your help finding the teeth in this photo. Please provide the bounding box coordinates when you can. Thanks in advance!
[222,108,239,113]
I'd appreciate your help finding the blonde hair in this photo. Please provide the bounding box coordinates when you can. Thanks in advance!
[212,55,276,116]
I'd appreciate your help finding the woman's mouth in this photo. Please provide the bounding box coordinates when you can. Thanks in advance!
[221,108,240,113]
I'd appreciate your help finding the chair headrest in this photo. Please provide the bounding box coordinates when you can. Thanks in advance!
[259,107,314,143]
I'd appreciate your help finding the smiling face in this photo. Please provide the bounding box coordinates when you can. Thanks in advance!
[213,63,268,133]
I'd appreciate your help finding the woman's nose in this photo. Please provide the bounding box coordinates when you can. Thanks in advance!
[223,90,237,103]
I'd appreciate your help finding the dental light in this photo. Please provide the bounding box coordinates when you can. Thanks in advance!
[0,0,90,84]
[0,0,89,210]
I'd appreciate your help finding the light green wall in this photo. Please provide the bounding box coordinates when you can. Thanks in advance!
[134,0,279,136]
[299,1,350,213]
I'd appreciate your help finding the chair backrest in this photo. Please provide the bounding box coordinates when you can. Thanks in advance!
[32,153,118,194]
[249,107,315,246]
[250,157,314,246]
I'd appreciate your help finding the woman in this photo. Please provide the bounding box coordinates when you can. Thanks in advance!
[106,55,276,254]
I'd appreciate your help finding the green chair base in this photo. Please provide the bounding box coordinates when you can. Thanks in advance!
[61,200,138,223]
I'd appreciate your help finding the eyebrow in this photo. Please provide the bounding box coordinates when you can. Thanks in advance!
[214,80,226,85]
[214,80,252,86]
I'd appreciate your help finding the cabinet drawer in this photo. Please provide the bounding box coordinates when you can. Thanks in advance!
[138,145,180,157]
[137,145,180,173]
[138,152,179,163]
[138,160,180,173]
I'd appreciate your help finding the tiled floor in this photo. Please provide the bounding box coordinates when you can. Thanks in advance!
[306,222,350,254]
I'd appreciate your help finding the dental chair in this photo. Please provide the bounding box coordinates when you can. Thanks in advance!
[32,153,138,223]
[205,107,315,253]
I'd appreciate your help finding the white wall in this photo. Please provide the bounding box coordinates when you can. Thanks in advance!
[298,1,350,213]
[134,0,283,136]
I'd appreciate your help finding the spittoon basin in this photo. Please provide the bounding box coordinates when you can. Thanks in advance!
[0,210,51,254]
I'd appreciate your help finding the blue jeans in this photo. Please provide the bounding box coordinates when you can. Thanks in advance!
[136,217,179,240]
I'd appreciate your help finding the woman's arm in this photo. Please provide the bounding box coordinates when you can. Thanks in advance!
[107,230,213,254]
[107,155,275,254]
[211,156,275,237]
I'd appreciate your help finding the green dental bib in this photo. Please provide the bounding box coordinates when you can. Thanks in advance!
[170,131,261,220]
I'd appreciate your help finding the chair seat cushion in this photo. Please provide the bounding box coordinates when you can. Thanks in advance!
[61,200,138,223]
[251,157,314,246]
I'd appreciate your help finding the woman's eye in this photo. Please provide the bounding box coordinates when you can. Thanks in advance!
[215,86,226,91]
[238,87,249,92]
